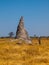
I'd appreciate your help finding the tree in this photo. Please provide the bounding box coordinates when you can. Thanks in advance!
[8,32,14,38]
[34,34,37,37]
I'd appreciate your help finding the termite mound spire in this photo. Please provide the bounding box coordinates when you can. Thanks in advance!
[16,16,32,44]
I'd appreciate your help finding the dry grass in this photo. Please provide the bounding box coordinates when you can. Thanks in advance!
[0,38,49,65]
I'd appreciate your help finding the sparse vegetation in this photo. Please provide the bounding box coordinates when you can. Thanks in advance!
[8,32,14,38]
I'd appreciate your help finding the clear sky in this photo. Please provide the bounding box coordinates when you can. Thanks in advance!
[0,0,49,37]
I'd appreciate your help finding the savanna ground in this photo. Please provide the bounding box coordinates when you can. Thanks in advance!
[0,38,49,65]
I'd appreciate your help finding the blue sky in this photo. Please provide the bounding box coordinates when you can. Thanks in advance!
[0,0,49,37]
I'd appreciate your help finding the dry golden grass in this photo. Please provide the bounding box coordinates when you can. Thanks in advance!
[0,38,49,65]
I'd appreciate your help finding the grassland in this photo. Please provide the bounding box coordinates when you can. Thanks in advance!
[0,38,49,65]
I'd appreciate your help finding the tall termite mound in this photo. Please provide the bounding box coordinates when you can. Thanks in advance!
[16,16,32,44]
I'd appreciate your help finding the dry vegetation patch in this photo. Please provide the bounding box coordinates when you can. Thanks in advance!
[0,38,49,65]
